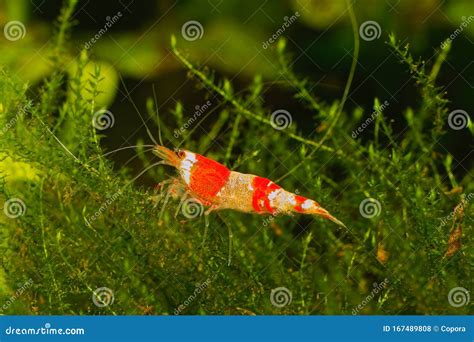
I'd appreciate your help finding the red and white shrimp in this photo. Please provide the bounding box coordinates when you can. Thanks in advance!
[153,145,346,228]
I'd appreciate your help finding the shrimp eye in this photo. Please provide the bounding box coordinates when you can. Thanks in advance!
[177,150,185,158]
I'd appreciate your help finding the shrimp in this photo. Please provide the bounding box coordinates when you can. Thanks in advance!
[153,145,346,228]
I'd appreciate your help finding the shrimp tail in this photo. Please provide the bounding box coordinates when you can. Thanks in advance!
[323,212,347,229]
[289,194,347,228]
[306,206,347,228]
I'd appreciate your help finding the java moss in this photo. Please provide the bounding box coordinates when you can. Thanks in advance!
[0,0,471,315]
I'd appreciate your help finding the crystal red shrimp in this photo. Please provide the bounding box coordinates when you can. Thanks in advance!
[153,145,346,228]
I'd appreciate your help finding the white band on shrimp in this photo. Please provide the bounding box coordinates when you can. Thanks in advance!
[180,152,197,185]
[301,199,316,210]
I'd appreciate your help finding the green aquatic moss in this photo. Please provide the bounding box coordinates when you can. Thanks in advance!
[0,0,471,315]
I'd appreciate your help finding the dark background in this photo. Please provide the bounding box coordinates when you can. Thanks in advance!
[3,0,472,180]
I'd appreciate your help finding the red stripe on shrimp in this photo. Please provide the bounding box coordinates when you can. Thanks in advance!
[294,195,309,213]
[189,154,231,202]
[252,176,281,214]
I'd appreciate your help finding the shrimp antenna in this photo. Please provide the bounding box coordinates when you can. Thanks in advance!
[152,84,165,146]
[124,161,168,186]
[88,145,156,162]
[119,75,159,146]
